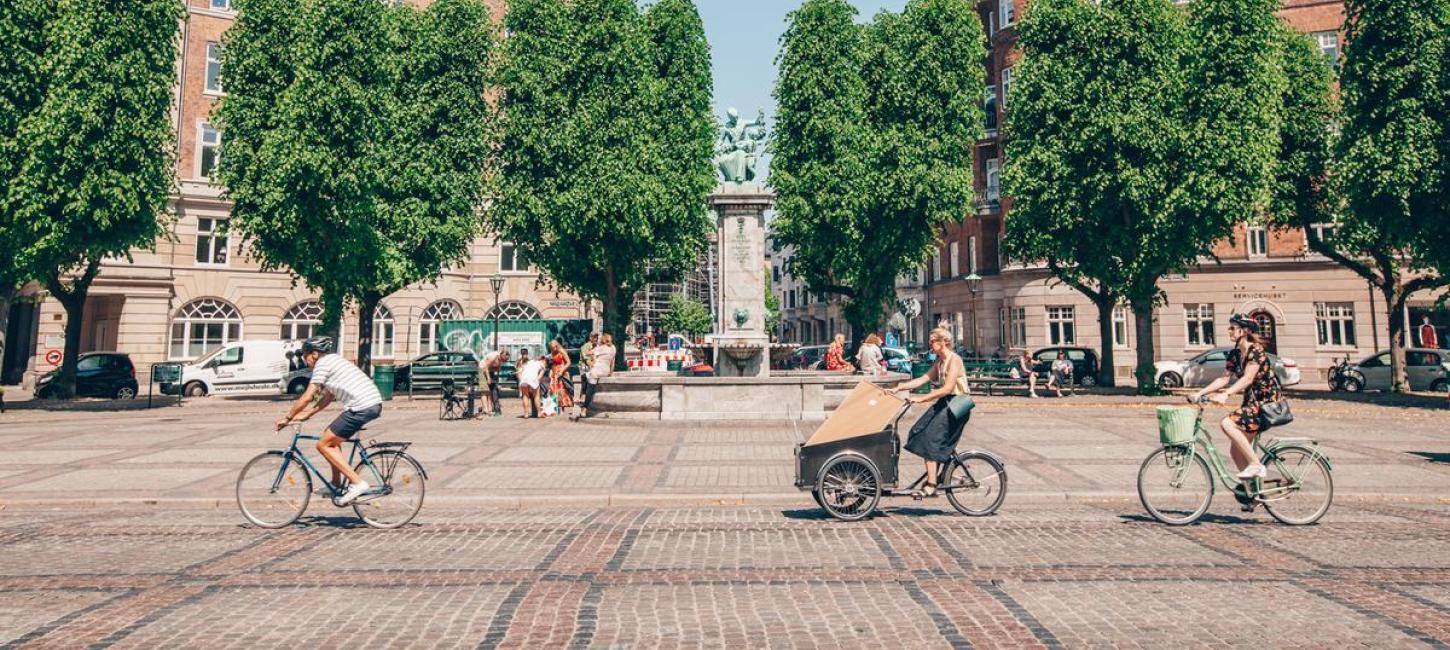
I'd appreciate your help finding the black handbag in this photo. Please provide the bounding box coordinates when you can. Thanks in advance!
[1258,399,1293,427]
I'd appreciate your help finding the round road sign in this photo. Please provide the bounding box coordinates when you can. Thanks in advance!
[44,349,62,366]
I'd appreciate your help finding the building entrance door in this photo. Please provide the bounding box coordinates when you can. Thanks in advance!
[1249,310,1278,355]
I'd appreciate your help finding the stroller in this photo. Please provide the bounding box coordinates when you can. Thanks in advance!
[793,382,1009,521]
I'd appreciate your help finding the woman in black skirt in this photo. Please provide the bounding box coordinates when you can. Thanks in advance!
[893,327,969,497]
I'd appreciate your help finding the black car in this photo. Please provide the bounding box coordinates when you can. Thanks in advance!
[34,352,140,399]
[1031,346,1101,386]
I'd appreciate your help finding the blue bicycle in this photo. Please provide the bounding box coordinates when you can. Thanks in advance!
[236,424,427,529]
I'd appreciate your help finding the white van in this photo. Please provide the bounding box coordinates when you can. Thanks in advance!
[163,340,300,397]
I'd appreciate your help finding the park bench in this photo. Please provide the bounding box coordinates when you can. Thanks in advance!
[961,359,1071,396]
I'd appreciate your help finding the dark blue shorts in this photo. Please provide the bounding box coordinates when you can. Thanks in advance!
[327,404,382,440]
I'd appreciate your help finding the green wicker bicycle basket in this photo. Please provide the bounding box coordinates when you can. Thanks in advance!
[1156,406,1198,446]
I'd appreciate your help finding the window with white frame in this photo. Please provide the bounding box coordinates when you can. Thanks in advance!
[169,298,242,359]
[1046,306,1075,345]
[371,304,395,359]
[1315,302,1356,347]
[968,236,978,274]
[998,308,1008,349]
[985,158,1001,201]
[949,241,960,278]
[198,123,220,178]
[1310,221,1337,243]
[1314,31,1339,66]
[1000,0,1015,27]
[1010,307,1026,347]
[1185,303,1215,347]
[283,301,324,341]
[500,241,530,273]
[953,312,965,345]
[485,300,542,321]
[418,300,461,353]
[210,0,232,9]
[204,42,223,94]
[1001,68,1014,109]
[194,217,229,265]
[934,248,944,281]
[1113,306,1130,348]
[1247,222,1268,257]
[984,85,998,132]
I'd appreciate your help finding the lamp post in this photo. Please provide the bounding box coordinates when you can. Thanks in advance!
[489,272,506,353]
[965,272,982,358]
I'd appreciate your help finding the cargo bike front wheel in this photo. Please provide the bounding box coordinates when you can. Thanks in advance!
[814,453,882,521]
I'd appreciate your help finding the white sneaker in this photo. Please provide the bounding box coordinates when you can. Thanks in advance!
[1235,464,1266,480]
[337,481,371,505]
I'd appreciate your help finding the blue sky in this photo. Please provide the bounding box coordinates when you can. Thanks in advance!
[698,0,909,123]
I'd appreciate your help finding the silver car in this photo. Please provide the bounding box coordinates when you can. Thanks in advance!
[1342,348,1450,392]
[1155,347,1302,389]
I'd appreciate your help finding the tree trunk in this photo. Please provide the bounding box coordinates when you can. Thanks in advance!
[1094,296,1117,388]
[1129,297,1158,395]
[44,262,99,400]
[603,273,629,372]
[356,292,379,377]
[1386,284,1409,393]
[0,285,14,382]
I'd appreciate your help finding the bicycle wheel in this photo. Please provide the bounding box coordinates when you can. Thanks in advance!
[1261,445,1333,525]
[944,452,1008,516]
[236,451,311,528]
[1137,446,1213,525]
[815,454,880,521]
[351,450,426,529]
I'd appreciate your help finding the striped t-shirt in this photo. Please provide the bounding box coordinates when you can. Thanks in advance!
[309,354,383,411]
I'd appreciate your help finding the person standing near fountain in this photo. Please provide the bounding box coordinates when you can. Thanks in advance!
[576,333,617,420]
[892,328,970,498]
[856,333,886,377]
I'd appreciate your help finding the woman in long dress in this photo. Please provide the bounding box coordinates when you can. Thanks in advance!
[892,327,969,497]
[548,339,574,410]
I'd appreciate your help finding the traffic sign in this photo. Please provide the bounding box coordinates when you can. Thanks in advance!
[44,349,62,366]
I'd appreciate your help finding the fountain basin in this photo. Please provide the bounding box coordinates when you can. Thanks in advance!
[591,372,906,421]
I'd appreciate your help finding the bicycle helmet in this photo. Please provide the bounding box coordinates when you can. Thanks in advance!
[301,336,336,354]
[1228,314,1258,332]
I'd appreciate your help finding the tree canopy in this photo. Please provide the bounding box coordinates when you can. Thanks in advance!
[771,0,984,346]
[492,0,715,368]
[661,294,712,338]
[216,0,497,371]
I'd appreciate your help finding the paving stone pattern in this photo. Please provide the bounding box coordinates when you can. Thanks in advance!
[1,502,1449,648]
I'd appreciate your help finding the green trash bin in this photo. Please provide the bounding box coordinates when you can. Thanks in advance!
[667,359,683,373]
[372,364,396,401]
[910,360,933,394]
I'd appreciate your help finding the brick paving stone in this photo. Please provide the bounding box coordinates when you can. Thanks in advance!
[1232,525,1450,569]
[266,529,567,573]
[663,465,794,489]
[447,465,623,490]
[0,532,258,576]
[0,467,226,493]
[488,446,640,463]
[0,588,123,645]
[0,449,127,467]
[619,528,892,571]
[520,430,651,446]
[926,524,1244,568]
[674,445,792,463]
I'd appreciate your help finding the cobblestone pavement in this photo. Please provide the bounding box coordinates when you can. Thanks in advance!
[1,502,1448,648]
[1,393,1446,506]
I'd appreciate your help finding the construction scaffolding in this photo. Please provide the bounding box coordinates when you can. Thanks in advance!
[631,243,716,340]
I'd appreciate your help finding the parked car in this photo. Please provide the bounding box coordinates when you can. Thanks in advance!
[783,345,828,370]
[1338,348,1450,393]
[1155,347,1302,389]
[34,352,140,399]
[1031,346,1101,386]
[163,340,299,397]
[881,347,912,374]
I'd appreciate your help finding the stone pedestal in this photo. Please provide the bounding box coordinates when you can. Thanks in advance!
[706,186,774,378]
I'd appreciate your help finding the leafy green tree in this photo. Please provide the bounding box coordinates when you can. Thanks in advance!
[661,294,712,338]
[493,0,715,370]
[217,0,497,372]
[0,0,181,398]
[1003,0,1287,392]
[1303,0,1448,392]
[772,0,983,351]
[764,281,782,339]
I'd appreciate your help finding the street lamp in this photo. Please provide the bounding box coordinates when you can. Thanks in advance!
[965,272,982,358]
[489,272,506,353]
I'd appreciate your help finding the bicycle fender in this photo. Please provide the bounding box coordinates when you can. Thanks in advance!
[957,449,1005,466]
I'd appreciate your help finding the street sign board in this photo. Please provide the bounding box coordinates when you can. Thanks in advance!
[151,363,183,384]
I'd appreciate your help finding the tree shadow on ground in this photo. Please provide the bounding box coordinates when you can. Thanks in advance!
[1116,511,1265,525]
[1407,451,1450,465]
[1284,389,1448,411]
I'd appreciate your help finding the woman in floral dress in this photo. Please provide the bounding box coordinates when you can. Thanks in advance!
[1191,314,1284,480]
[548,339,574,410]
[823,333,853,372]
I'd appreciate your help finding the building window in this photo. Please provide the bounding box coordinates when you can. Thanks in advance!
[194,217,229,265]
[968,236,978,274]
[985,158,1001,202]
[210,0,232,9]
[169,298,242,360]
[198,123,220,179]
[1247,222,1268,257]
[1010,307,1027,347]
[418,300,461,353]
[1185,303,1215,347]
[984,86,998,132]
[1314,31,1339,66]
[1046,306,1075,345]
[1309,222,1337,243]
[204,42,223,94]
[933,248,944,282]
[1000,0,1014,27]
[1113,306,1130,348]
[371,304,395,359]
[1316,302,1356,347]
[1001,67,1014,109]
[485,300,542,321]
[949,241,960,278]
[500,241,530,273]
[283,301,324,341]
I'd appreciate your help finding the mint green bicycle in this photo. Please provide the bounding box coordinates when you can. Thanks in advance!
[1137,397,1333,525]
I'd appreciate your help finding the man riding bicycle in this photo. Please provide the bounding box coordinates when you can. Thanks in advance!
[275,336,382,505]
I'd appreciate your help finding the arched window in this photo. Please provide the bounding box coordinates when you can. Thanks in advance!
[484,300,541,321]
[170,298,242,359]
[418,300,461,353]
[371,304,395,359]
[282,301,324,341]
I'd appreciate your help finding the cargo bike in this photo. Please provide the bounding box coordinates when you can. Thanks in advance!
[794,383,1008,521]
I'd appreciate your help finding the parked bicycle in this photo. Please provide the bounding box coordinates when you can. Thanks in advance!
[1137,396,1333,525]
[236,424,427,529]
[1326,354,1361,393]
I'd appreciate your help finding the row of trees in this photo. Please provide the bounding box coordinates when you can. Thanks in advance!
[1004,0,1449,392]
[0,0,717,395]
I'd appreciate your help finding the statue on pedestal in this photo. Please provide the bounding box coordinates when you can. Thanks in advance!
[714,107,767,184]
